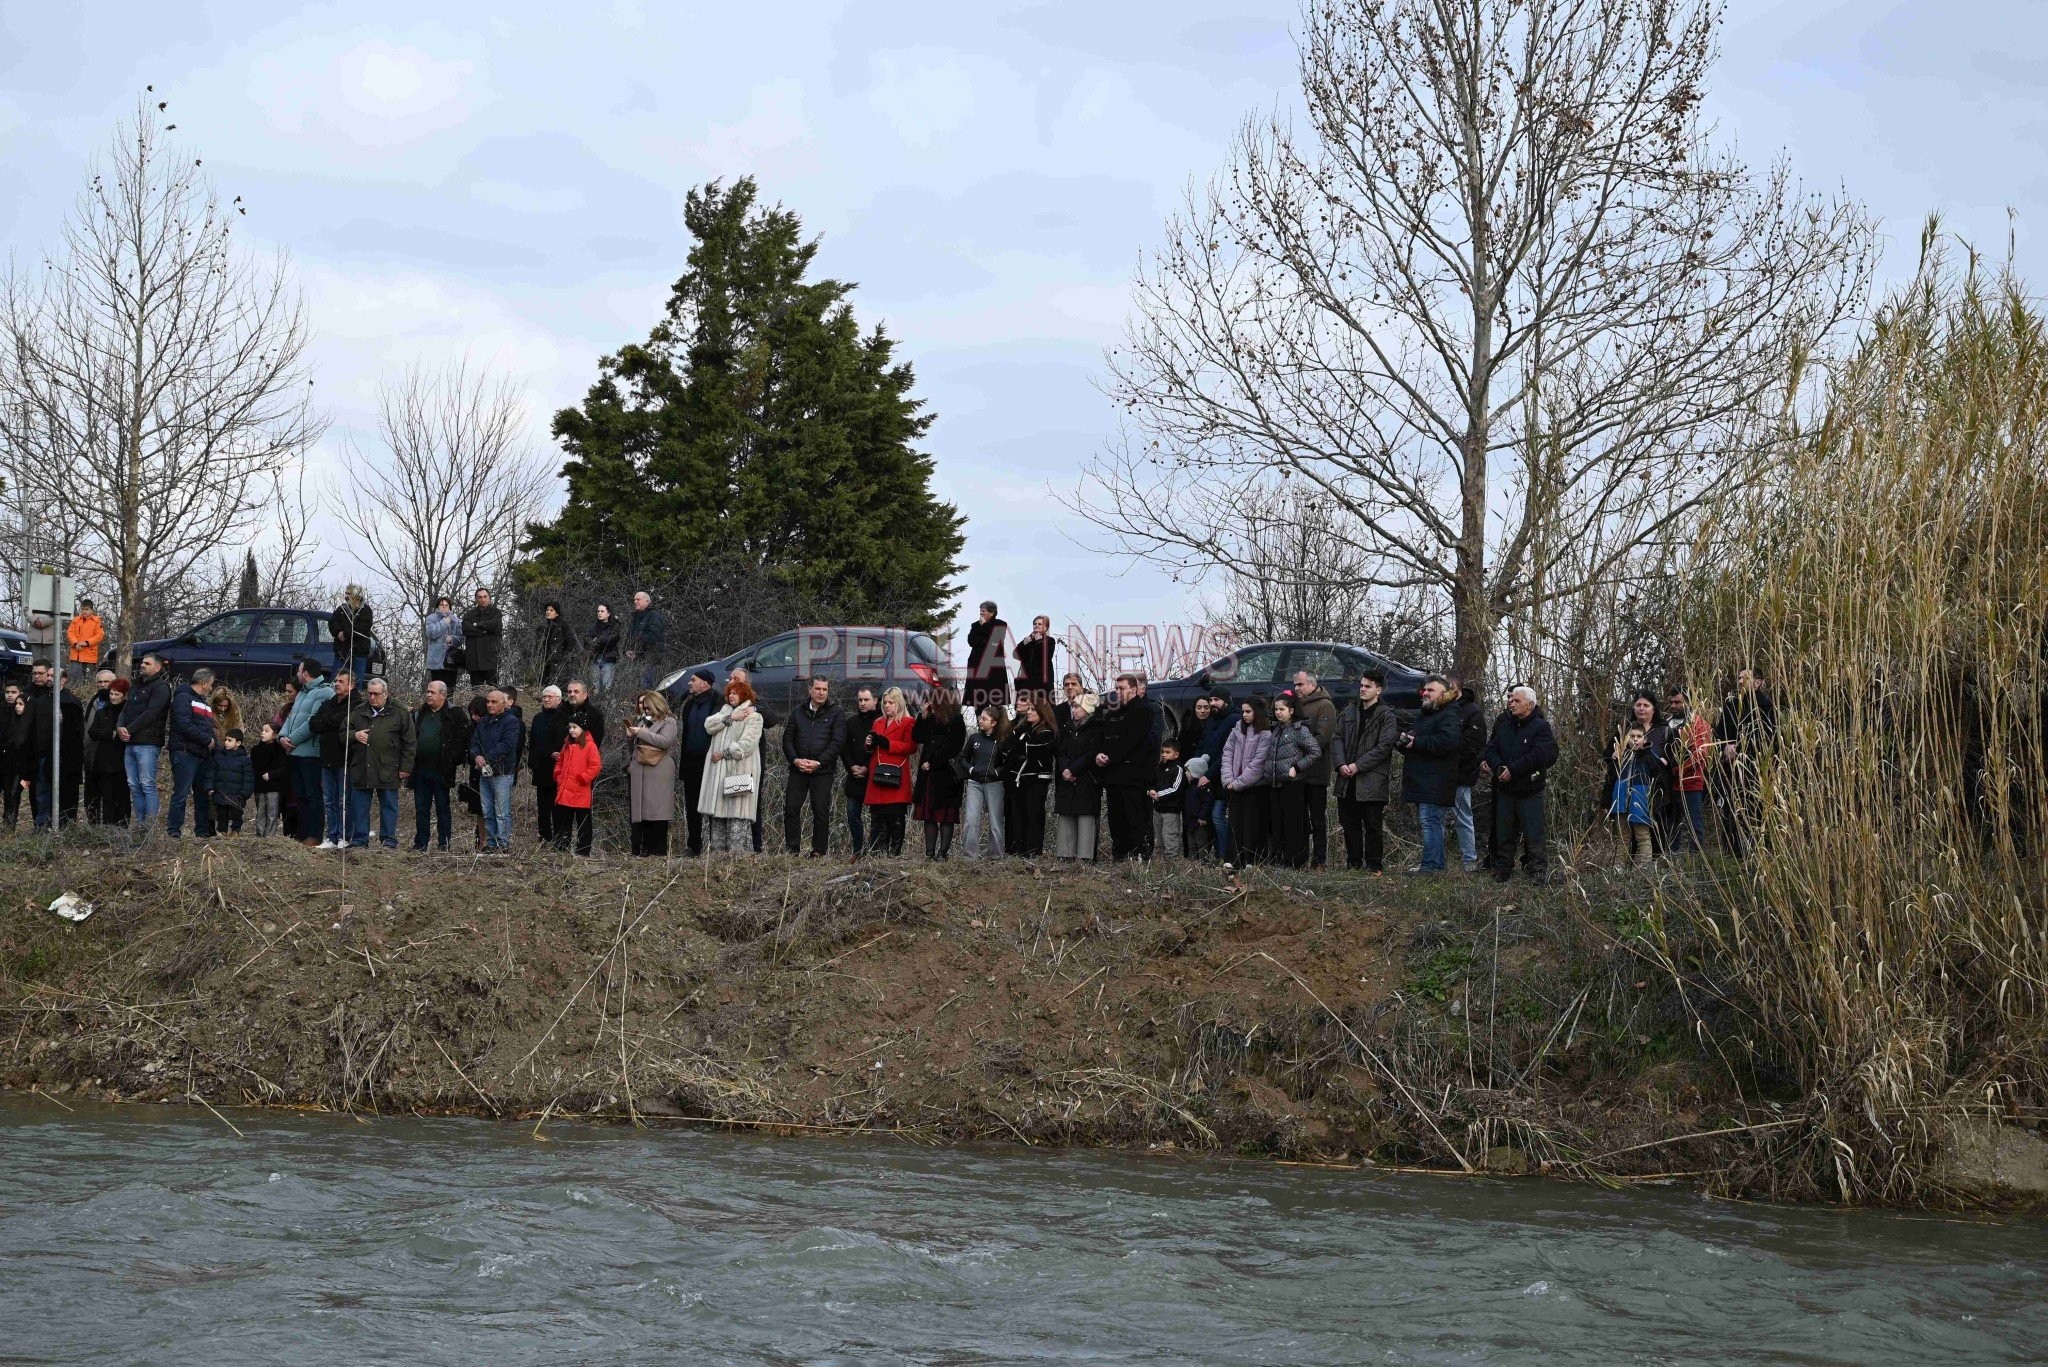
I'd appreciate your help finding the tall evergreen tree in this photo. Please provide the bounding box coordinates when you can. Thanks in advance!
[524,180,965,627]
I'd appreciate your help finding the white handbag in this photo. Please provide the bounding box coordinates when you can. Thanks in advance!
[721,773,756,797]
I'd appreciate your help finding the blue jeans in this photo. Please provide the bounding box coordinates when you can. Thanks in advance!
[125,743,163,828]
[1210,794,1231,862]
[348,787,400,847]
[167,750,216,837]
[844,780,867,854]
[594,660,615,695]
[480,773,515,849]
[320,768,348,843]
[962,779,1005,859]
[1454,785,1477,867]
[1417,802,1451,871]
[412,772,453,849]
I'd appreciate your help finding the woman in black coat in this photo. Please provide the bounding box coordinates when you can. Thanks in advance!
[912,689,968,860]
[1053,682,1102,860]
[1002,695,1059,857]
[535,602,578,689]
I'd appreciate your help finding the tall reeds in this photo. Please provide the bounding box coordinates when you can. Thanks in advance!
[1677,232,2048,1202]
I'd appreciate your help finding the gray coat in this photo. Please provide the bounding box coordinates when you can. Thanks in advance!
[625,716,678,824]
[1330,700,1401,803]
[1264,720,1322,786]
[423,608,463,671]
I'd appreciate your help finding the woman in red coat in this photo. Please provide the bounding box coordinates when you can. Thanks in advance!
[552,720,602,856]
[862,686,917,857]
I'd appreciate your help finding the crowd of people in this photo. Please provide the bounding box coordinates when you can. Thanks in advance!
[8,591,1779,877]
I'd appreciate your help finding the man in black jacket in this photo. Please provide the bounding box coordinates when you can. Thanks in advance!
[673,668,720,855]
[1482,685,1559,882]
[1396,676,1461,873]
[1093,674,1158,861]
[1448,676,1487,872]
[26,664,84,829]
[165,666,219,839]
[116,652,172,830]
[462,588,504,687]
[839,686,881,856]
[411,680,471,851]
[562,678,607,747]
[782,676,846,855]
[528,686,569,847]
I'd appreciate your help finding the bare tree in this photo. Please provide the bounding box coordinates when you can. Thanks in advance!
[1075,0,1872,680]
[330,358,553,666]
[0,98,322,667]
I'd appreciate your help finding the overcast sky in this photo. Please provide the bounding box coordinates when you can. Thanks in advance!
[2,0,2042,661]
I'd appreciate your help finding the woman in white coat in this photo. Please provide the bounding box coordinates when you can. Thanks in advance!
[700,678,765,855]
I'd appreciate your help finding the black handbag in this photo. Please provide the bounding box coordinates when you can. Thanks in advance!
[873,762,905,788]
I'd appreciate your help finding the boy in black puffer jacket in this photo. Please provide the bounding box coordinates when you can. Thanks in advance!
[211,728,255,833]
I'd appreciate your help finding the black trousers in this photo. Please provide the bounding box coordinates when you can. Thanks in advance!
[1105,784,1149,860]
[680,759,706,854]
[630,819,668,856]
[1337,795,1386,871]
[428,668,461,691]
[1491,793,1547,877]
[1305,783,1329,866]
[784,765,835,854]
[1230,788,1272,865]
[535,776,559,846]
[1002,779,1022,854]
[554,803,593,856]
[1273,782,1310,867]
[868,804,908,856]
[1014,776,1049,857]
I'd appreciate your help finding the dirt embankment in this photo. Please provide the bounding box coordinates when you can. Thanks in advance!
[1,835,2005,1201]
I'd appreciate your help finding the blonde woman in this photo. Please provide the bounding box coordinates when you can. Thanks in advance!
[624,689,677,857]
[209,684,244,746]
[700,678,764,855]
[862,686,918,856]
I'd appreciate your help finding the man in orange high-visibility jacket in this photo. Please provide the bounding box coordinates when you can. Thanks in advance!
[66,600,105,686]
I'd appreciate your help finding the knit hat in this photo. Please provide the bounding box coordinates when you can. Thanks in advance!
[692,667,715,684]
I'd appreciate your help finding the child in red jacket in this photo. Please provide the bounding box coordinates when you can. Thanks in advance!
[552,721,602,856]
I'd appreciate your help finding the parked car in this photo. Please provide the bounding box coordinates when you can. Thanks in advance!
[0,625,32,682]
[131,608,387,685]
[658,626,956,716]
[1146,640,1427,732]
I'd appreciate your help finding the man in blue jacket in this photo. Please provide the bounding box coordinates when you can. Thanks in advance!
[279,660,334,847]
[469,688,523,853]
[166,667,219,839]
[1482,685,1559,883]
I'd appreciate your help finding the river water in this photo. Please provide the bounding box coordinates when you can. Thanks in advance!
[1,1100,2041,1365]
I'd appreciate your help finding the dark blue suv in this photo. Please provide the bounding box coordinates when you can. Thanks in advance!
[131,609,388,684]
[1147,640,1427,732]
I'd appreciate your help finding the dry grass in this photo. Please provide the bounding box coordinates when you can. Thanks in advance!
[1670,230,2048,1203]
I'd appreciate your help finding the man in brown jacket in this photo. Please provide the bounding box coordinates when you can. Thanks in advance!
[1290,669,1341,868]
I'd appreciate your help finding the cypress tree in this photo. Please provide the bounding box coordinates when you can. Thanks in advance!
[524,179,965,627]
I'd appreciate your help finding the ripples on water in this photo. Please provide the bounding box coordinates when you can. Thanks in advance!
[1,1100,2041,1364]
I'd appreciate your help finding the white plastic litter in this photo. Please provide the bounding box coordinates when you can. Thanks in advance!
[49,892,94,922]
